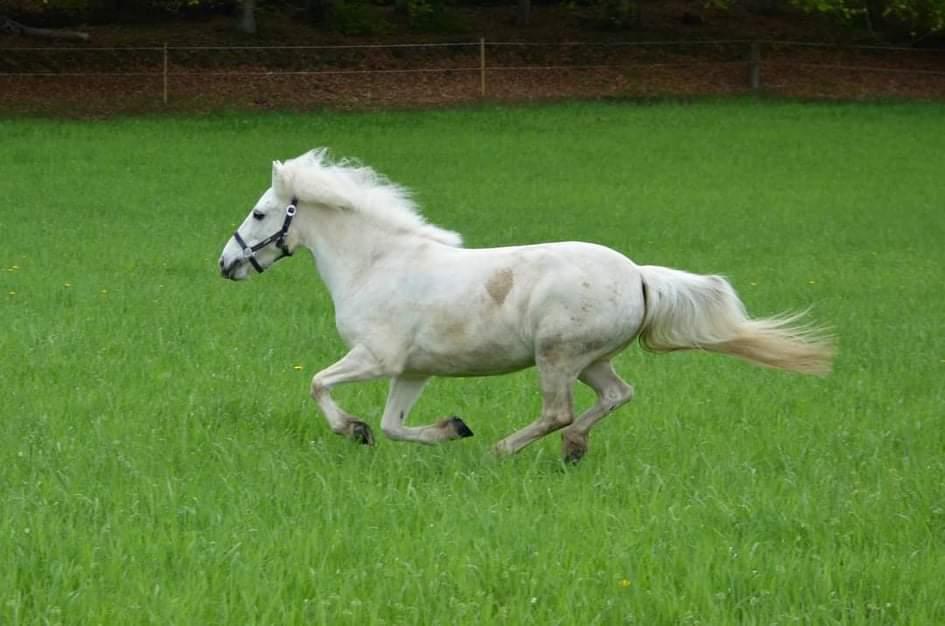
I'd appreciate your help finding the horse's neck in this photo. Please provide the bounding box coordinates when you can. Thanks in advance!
[298,209,408,301]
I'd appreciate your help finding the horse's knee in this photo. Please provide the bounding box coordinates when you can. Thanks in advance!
[310,376,328,400]
[546,409,573,429]
[380,423,402,440]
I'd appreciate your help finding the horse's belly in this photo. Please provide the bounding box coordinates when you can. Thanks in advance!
[403,344,535,377]
[404,322,535,377]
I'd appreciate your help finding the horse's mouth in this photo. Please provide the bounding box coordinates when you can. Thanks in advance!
[220,259,247,281]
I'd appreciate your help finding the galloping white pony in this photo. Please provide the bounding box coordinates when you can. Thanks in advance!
[218,150,833,462]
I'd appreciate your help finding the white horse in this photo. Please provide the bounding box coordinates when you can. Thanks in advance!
[218,150,833,462]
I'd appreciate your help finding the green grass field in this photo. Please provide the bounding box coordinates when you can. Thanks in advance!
[2,100,944,625]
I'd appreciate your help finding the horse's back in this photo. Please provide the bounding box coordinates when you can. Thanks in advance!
[429,241,646,371]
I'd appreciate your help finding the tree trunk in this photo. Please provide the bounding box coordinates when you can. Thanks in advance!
[305,0,317,23]
[865,0,886,36]
[236,0,257,35]
[305,0,339,24]
[306,0,322,23]
[0,16,90,41]
[517,0,531,26]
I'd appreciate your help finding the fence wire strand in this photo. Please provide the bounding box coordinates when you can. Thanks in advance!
[767,62,945,77]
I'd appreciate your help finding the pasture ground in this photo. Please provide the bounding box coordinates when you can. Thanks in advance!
[2,100,944,625]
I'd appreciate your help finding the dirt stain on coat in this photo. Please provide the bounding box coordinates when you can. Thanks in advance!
[486,268,514,306]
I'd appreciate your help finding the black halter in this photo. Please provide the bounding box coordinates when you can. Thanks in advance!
[232,198,298,273]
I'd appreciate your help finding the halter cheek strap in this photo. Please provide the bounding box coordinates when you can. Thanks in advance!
[232,198,298,274]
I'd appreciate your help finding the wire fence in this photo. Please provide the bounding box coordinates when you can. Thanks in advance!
[1,38,944,113]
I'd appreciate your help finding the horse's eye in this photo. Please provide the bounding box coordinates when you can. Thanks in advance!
[252,211,265,220]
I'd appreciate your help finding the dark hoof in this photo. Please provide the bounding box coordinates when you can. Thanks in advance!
[563,447,586,465]
[446,416,474,439]
[350,421,374,446]
[562,437,586,465]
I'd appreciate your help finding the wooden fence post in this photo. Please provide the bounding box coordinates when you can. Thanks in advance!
[163,43,168,105]
[749,41,761,92]
[480,36,486,97]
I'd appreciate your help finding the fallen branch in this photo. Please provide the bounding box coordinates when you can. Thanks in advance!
[1,16,90,41]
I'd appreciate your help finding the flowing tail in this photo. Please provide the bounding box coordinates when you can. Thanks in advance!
[637,265,834,376]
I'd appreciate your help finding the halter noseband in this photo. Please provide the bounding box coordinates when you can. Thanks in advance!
[232,198,298,273]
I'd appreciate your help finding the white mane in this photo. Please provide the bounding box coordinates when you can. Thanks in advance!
[279,149,463,248]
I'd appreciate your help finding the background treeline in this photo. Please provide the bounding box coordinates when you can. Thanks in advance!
[3,0,944,39]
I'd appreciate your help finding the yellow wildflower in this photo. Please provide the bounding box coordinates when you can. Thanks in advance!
[618,579,631,588]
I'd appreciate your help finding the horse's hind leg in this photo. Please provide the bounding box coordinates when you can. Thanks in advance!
[561,360,634,464]
[493,358,577,456]
[379,377,474,444]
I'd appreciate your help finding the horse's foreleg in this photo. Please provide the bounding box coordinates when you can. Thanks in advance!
[561,360,634,463]
[493,362,576,456]
[379,377,474,444]
[311,345,385,445]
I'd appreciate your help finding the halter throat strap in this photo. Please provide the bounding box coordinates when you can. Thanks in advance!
[233,198,298,274]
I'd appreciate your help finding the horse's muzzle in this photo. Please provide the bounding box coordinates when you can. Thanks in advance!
[219,257,242,280]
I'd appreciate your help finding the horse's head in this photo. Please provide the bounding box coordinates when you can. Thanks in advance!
[219,161,299,280]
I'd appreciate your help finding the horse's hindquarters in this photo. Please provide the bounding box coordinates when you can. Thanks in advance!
[394,242,647,377]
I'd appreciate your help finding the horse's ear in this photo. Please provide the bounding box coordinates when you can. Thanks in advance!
[271,160,289,196]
